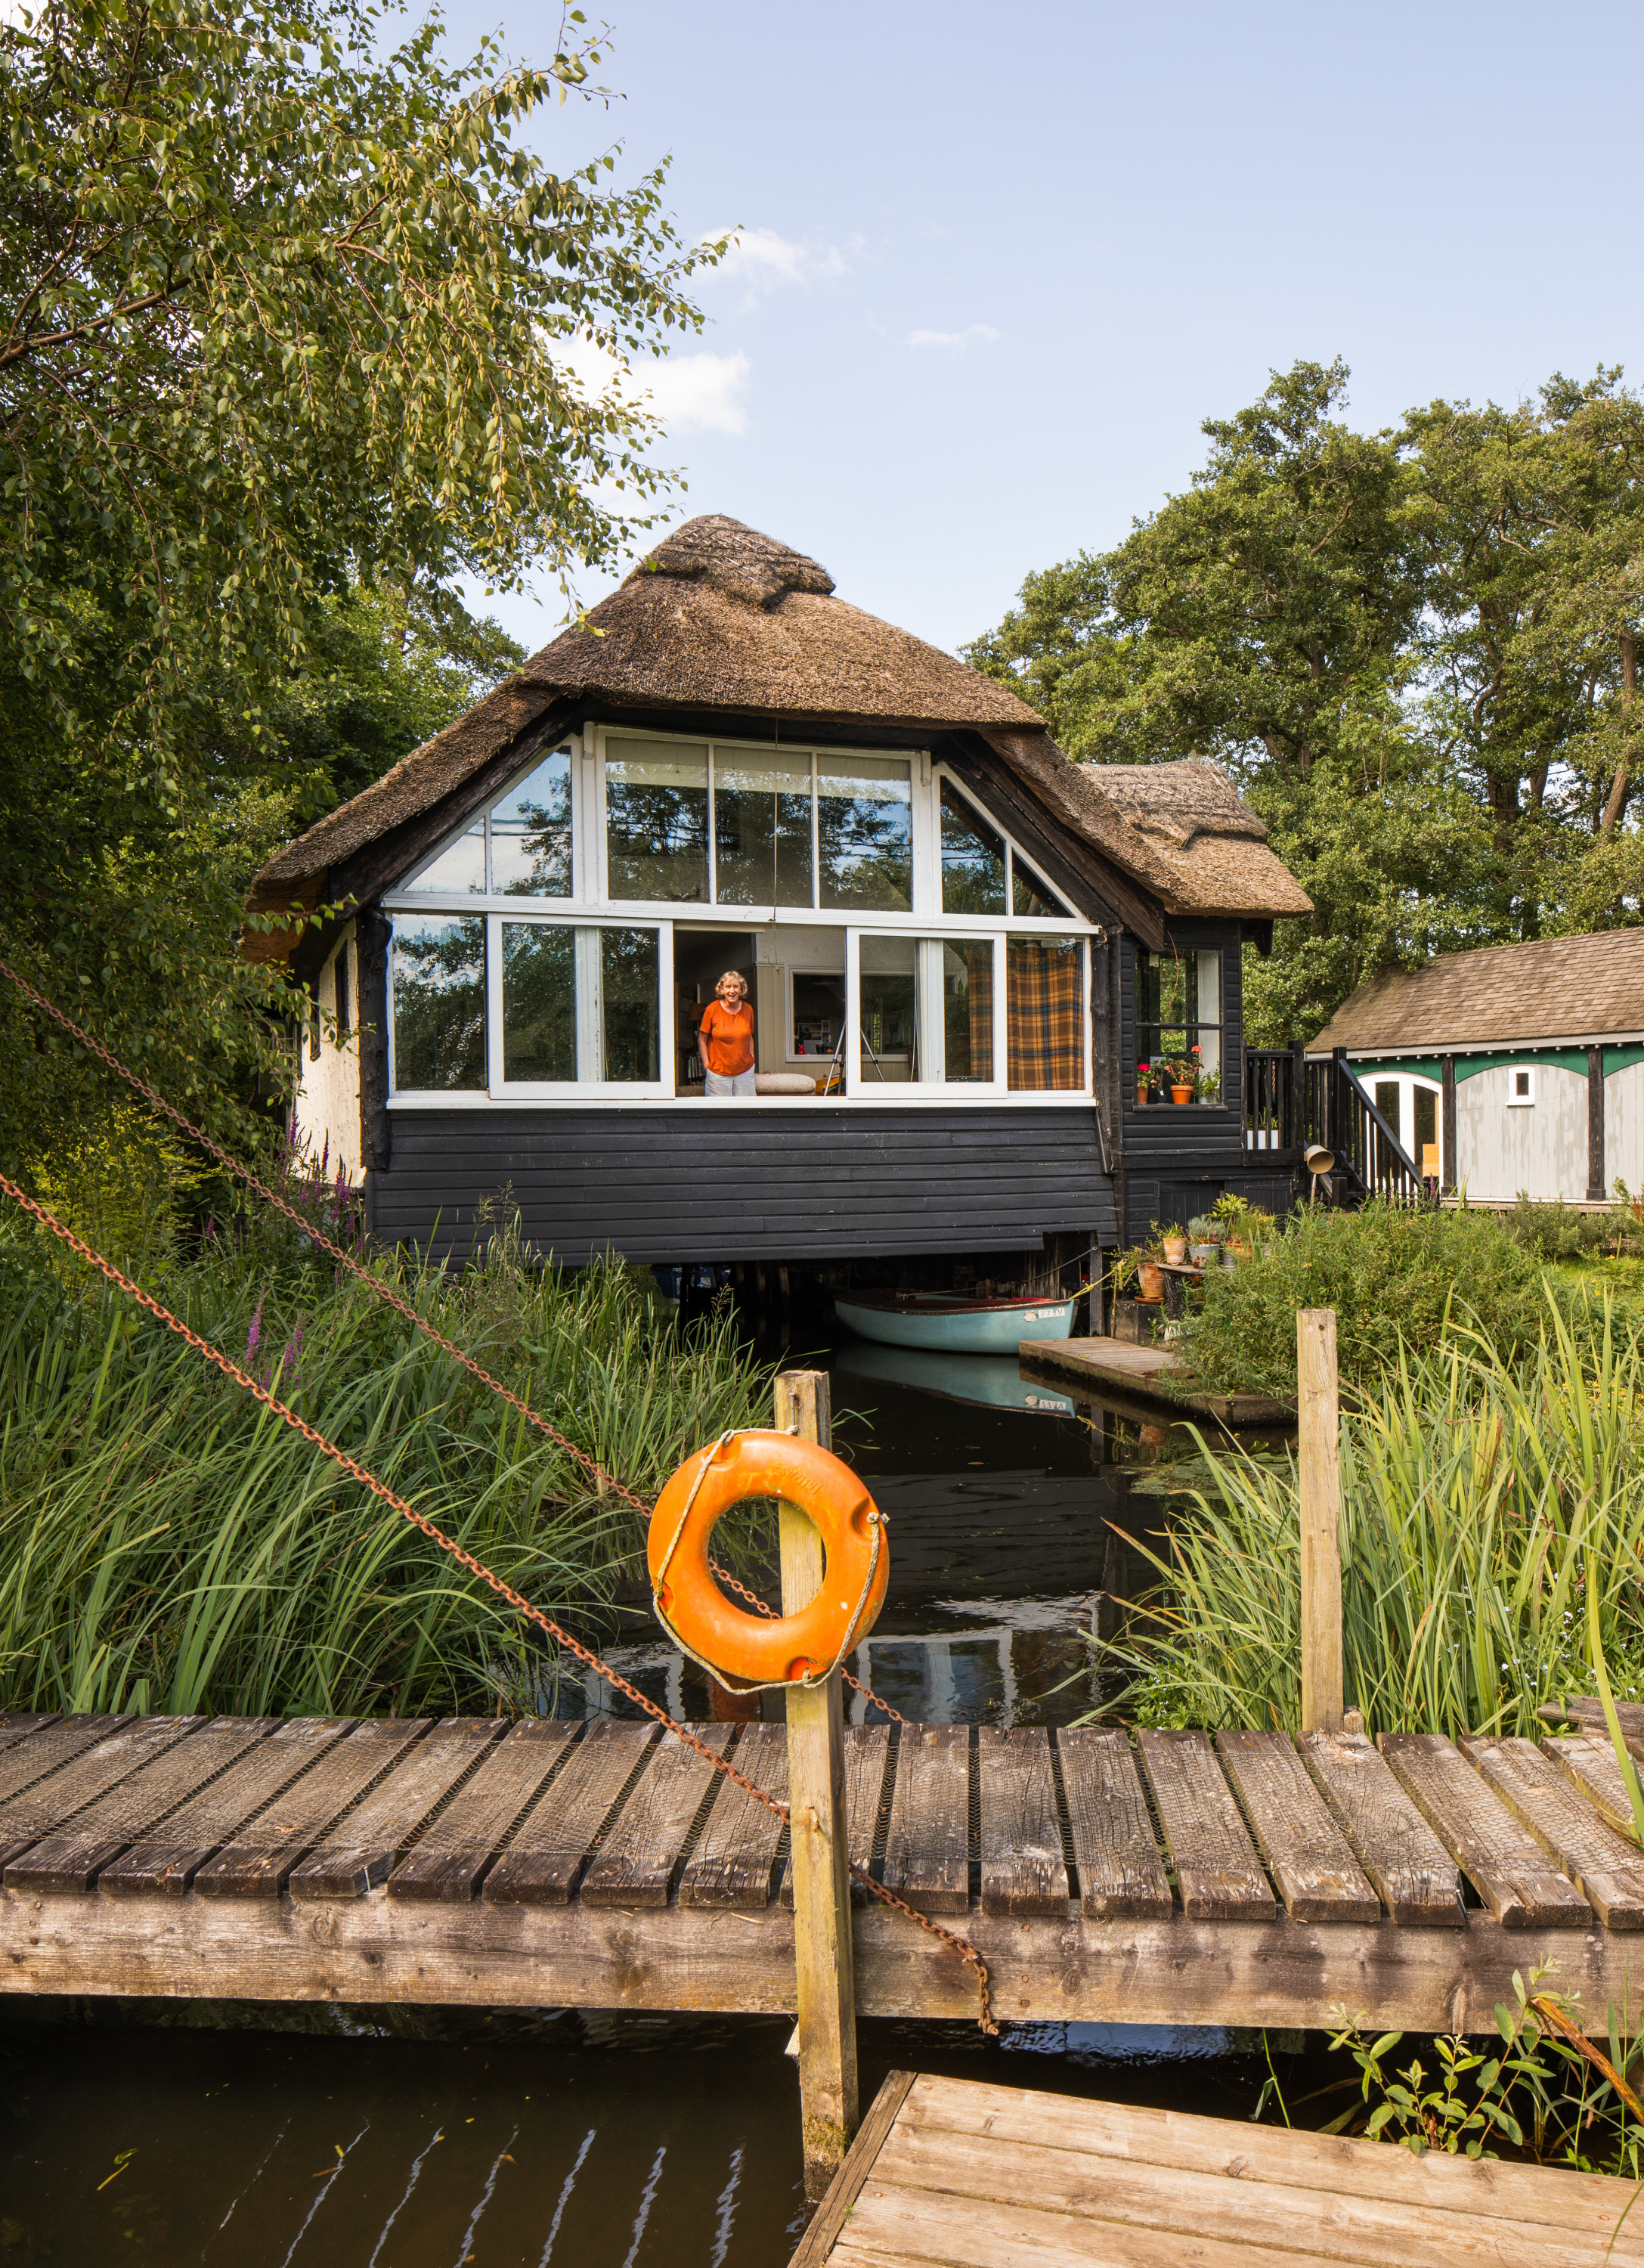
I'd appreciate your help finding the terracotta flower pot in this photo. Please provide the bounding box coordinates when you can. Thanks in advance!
[1136,1261,1166,1303]
[1136,1083,1150,1105]
[1171,1083,1193,1105]
[1162,1238,1187,1264]
[1229,1237,1253,1262]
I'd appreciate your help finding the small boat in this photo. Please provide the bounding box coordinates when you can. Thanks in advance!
[833,1289,1078,1355]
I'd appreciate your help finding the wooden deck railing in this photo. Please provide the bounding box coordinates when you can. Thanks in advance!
[1243,1046,1425,1202]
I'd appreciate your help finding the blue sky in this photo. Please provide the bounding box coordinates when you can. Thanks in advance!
[442,0,1644,660]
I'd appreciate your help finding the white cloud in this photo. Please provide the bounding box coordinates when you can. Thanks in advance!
[553,336,751,437]
[701,225,852,299]
[906,323,1002,351]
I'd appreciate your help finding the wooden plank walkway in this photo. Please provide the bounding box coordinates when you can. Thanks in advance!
[791,2071,1644,2267]
[1019,1337,1293,1425]
[2,1712,1643,2033]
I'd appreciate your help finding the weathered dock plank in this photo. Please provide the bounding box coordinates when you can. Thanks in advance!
[287,1718,503,1899]
[1380,1733,1591,1926]
[1018,1336,1292,1425]
[386,1719,576,1901]
[677,1721,788,1909]
[977,1726,1067,1918]
[1546,1733,1644,1842]
[1055,1725,1172,1919]
[584,1723,734,1909]
[1460,1734,1644,1929]
[100,1718,351,1895]
[881,1724,969,1916]
[194,1718,429,1898]
[5,1717,277,1893]
[1297,1730,1461,1925]
[779,1722,892,1910]
[1137,1728,1277,1921]
[0,1716,197,1870]
[796,2072,1644,2268]
[1215,1730,1379,1923]
[484,1720,657,1905]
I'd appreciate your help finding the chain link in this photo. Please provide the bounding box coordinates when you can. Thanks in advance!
[0,1165,994,2031]
[0,956,910,1729]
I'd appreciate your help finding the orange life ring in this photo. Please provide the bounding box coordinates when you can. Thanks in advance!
[648,1430,889,1688]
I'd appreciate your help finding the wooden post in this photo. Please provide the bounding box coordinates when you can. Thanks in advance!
[1297,1310,1344,1734]
[773,1368,859,2201]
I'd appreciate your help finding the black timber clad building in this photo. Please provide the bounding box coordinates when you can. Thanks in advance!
[249,516,1313,1274]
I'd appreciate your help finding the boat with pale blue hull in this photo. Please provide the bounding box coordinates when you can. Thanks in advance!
[832,1290,1077,1355]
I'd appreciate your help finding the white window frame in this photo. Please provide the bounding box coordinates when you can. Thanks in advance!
[488,911,674,1099]
[1507,1064,1537,1107]
[397,733,583,905]
[933,766,1075,925]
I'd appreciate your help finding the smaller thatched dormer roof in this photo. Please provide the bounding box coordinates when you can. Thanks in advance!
[1084,761,1312,920]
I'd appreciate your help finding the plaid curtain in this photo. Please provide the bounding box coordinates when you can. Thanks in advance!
[966,942,993,1079]
[1008,941,1082,1091]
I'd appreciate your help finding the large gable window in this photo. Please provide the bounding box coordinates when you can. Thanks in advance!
[404,746,574,899]
[714,749,814,906]
[818,756,912,911]
[940,777,1067,920]
[604,739,709,902]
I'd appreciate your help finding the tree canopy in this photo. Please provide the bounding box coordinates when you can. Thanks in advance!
[965,361,1644,1040]
[2,0,714,1166]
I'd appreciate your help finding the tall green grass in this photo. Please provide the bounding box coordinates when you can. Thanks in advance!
[1103,1290,1644,1737]
[0,1207,773,1718]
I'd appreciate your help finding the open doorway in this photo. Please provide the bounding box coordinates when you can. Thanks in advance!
[673,928,757,1095]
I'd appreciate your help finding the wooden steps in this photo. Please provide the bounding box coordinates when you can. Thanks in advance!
[2,1712,1642,2032]
[791,2071,1644,2267]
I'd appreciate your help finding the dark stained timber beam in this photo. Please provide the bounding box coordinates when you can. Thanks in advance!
[1590,1045,1606,1203]
[2,1895,1634,2038]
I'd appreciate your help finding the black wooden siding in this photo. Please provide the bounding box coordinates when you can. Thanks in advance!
[1117,925,1286,1242]
[370,1105,1117,1264]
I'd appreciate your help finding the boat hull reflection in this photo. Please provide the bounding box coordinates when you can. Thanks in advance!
[833,1337,1075,1417]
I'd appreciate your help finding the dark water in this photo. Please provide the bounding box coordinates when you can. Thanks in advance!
[2,1337,1320,2266]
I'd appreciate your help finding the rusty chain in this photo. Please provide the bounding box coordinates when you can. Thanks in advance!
[0,956,906,1728]
[1,1170,995,2032]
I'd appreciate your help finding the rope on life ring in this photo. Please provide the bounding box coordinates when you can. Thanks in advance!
[648,1429,890,1693]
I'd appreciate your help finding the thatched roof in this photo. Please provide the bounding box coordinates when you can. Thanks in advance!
[1086,761,1313,920]
[1311,928,1644,1054]
[247,517,1309,937]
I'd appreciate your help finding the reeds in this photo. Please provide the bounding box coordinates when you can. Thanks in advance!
[0,1210,774,1718]
[1101,1290,1644,1737]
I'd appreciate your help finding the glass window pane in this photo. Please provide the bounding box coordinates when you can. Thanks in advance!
[501,923,574,1082]
[1136,946,1221,1095]
[390,916,485,1091]
[491,748,572,897]
[859,934,918,1081]
[942,940,995,1083]
[818,755,912,911]
[791,970,845,1064]
[405,820,485,895]
[605,738,709,903]
[714,750,813,907]
[601,928,661,1082]
[1375,1081,1401,1141]
[1414,1085,1438,1166]
[1008,937,1085,1092]
[940,782,1007,914]
[1012,854,1066,918]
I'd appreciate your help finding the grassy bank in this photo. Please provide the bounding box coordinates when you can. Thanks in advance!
[1104,1292,1644,1736]
[0,1188,773,1719]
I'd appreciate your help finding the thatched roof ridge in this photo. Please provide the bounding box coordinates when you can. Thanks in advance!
[1311,928,1644,1052]
[1082,759,1313,919]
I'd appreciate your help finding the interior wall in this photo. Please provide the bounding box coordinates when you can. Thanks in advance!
[293,931,362,1179]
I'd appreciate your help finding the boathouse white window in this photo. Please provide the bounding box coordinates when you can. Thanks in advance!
[390,915,487,1090]
[1136,947,1222,1101]
[596,736,913,912]
[940,779,1068,920]
[402,745,574,899]
[500,923,663,1086]
[1508,1066,1537,1106]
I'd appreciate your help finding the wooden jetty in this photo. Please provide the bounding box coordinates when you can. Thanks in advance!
[1019,1335,1292,1426]
[791,2070,1644,2267]
[4,1709,1644,2036]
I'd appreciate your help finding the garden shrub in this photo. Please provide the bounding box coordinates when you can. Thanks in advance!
[1175,1198,1551,1403]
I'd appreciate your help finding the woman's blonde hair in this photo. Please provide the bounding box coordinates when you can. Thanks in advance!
[716,970,747,996]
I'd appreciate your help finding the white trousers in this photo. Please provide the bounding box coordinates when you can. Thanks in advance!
[704,1067,757,1096]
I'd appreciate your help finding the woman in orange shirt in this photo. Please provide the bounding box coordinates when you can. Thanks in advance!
[698,970,757,1096]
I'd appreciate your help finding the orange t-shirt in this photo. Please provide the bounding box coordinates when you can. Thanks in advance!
[699,999,755,1077]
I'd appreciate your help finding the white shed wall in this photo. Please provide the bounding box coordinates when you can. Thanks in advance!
[1607,1061,1644,1196]
[293,933,361,1181]
[1456,1062,1587,1201]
